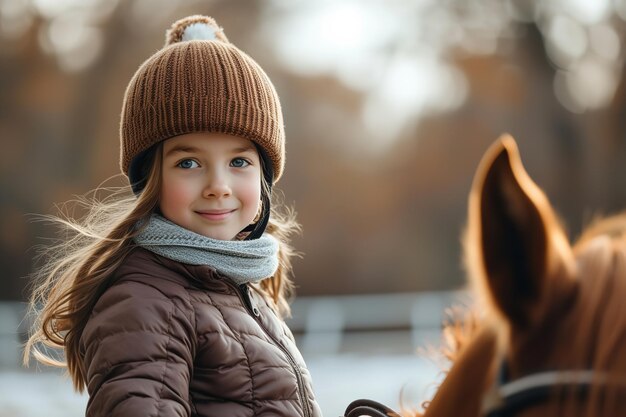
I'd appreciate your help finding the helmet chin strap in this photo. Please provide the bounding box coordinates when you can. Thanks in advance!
[243,145,273,240]
[243,198,270,240]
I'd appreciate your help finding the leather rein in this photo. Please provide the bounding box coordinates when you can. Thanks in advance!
[481,361,624,417]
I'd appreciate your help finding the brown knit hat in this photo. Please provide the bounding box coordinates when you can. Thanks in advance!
[120,15,285,188]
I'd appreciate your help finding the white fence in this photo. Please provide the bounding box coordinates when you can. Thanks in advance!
[288,291,464,356]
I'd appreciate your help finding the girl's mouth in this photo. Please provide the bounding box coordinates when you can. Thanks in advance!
[196,209,235,221]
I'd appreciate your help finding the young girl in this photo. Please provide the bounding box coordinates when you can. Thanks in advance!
[24,15,322,417]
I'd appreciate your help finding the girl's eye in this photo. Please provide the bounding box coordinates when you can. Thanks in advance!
[230,157,250,168]
[177,159,199,169]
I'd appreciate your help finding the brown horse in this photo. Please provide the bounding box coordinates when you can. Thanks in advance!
[420,135,626,416]
[346,135,626,417]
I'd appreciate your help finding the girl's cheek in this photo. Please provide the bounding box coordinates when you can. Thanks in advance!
[162,177,193,203]
[244,175,262,202]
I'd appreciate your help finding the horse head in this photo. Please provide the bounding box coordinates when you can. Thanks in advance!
[423,135,626,417]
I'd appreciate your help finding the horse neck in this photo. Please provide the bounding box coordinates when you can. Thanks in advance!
[423,324,499,417]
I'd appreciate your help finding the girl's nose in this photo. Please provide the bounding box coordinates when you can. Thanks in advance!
[203,170,232,198]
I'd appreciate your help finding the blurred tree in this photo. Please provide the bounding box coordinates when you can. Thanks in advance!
[2,0,626,299]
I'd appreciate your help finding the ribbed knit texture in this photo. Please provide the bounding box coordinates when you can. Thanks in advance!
[120,15,285,183]
[134,214,279,284]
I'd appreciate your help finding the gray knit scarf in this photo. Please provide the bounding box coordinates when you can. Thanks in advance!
[133,214,279,284]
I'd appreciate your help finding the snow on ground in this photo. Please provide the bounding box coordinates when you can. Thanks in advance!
[0,353,441,417]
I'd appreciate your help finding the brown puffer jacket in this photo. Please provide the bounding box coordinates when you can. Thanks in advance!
[80,248,323,417]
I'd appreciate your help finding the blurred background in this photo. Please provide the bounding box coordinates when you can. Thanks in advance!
[3,0,626,415]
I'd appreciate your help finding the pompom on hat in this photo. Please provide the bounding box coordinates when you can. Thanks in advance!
[120,15,285,191]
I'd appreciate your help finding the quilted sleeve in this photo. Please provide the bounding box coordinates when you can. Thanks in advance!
[81,280,196,417]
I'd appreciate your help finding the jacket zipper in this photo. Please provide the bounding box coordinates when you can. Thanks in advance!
[235,282,312,417]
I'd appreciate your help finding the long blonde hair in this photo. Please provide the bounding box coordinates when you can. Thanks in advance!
[23,143,300,392]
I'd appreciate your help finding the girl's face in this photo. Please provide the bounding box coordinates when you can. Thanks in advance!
[160,132,262,240]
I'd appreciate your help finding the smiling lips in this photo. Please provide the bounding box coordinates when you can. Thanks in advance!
[196,209,236,221]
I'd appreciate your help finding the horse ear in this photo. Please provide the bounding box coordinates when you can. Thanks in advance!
[466,134,575,328]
